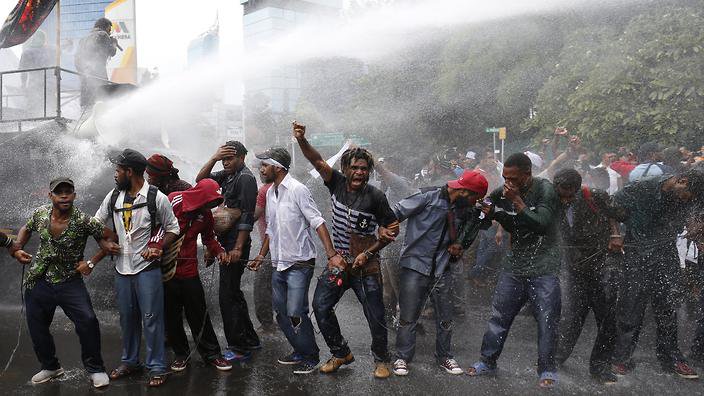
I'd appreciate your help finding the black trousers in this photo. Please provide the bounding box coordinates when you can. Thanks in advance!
[219,244,259,351]
[25,277,105,373]
[164,276,221,361]
[613,245,684,367]
[556,251,620,374]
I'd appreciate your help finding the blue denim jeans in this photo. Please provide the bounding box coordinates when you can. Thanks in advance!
[479,272,561,375]
[114,268,167,375]
[25,277,105,373]
[692,284,704,358]
[469,225,506,281]
[271,260,319,362]
[313,269,389,362]
[395,267,453,362]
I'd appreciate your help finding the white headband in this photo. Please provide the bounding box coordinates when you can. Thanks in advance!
[262,158,288,170]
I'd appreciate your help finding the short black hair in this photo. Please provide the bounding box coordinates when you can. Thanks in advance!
[680,169,704,198]
[341,147,374,172]
[94,17,112,30]
[504,153,532,173]
[553,168,582,190]
[224,140,248,157]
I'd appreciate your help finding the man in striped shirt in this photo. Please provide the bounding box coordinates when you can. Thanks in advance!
[294,122,398,379]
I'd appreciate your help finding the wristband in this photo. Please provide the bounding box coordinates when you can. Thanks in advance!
[363,250,374,259]
[327,253,339,260]
[87,260,94,269]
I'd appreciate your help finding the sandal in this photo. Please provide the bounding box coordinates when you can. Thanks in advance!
[149,374,167,387]
[539,371,558,388]
[466,361,496,376]
[109,364,142,380]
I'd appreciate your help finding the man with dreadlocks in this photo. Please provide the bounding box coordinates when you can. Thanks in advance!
[294,121,399,379]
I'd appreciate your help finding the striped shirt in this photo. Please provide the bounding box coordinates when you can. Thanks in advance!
[325,170,396,254]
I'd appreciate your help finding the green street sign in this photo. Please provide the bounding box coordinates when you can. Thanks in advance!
[485,127,500,133]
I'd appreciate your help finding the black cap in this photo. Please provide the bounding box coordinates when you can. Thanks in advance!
[109,148,149,170]
[50,177,75,192]
[224,141,248,156]
[256,147,291,170]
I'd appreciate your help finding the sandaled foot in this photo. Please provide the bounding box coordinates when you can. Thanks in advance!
[466,361,496,376]
[148,374,167,387]
[109,364,142,380]
[539,371,558,388]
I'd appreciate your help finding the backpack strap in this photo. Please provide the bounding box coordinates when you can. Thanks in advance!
[581,186,598,214]
[109,188,120,234]
[147,185,159,231]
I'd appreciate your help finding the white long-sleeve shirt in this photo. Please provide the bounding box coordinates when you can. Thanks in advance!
[265,174,325,271]
[95,182,180,275]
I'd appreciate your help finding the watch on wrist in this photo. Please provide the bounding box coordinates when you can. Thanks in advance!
[87,260,94,269]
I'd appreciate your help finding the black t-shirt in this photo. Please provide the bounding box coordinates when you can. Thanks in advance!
[324,170,396,254]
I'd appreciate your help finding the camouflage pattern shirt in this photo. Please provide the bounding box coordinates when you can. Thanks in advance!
[24,205,104,290]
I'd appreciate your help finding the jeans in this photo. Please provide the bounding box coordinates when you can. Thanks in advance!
[381,242,402,321]
[692,283,704,358]
[165,276,221,361]
[613,246,684,367]
[395,267,454,362]
[479,272,561,375]
[271,260,319,362]
[555,251,620,374]
[313,269,389,362]
[469,225,506,281]
[25,277,104,373]
[253,254,274,327]
[219,244,259,351]
[115,268,167,375]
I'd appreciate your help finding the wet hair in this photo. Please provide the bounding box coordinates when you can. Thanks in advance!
[225,140,248,157]
[504,153,532,173]
[588,167,609,190]
[341,147,374,172]
[94,18,112,31]
[553,168,582,190]
[680,169,704,199]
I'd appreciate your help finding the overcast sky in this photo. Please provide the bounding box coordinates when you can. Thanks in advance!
[0,0,244,74]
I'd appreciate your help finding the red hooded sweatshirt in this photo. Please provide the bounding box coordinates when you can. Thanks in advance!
[168,179,225,279]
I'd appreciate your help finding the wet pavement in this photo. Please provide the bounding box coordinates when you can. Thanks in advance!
[1,257,703,396]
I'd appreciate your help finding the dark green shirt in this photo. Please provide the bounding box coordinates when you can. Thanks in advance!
[24,205,104,290]
[490,177,560,277]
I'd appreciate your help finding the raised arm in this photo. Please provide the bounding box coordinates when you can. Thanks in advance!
[196,145,238,182]
[293,121,333,183]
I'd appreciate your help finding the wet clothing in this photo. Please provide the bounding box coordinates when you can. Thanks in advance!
[325,170,396,254]
[25,278,105,373]
[628,162,672,183]
[75,28,116,107]
[209,166,257,249]
[168,185,225,279]
[24,205,104,290]
[612,175,691,367]
[0,230,12,248]
[554,188,620,375]
[254,183,274,328]
[489,177,560,277]
[158,178,192,196]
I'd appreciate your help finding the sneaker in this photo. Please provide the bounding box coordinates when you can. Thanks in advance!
[89,372,110,388]
[208,357,233,371]
[591,371,617,385]
[319,353,355,374]
[170,358,188,372]
[393,359,409,376]
[671,361,699,379]
[374,362,391,379]
[31,368,65,384]
[611,363,631,376]
[293,360,319,375]
[223,349,252,362]
[439,358,463,375]
[278,352,304,365]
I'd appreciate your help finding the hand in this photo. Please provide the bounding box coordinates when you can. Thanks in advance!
[292,121,306,139]
[212,145,238,161]
[228,248,243,265]
[608,236,625,254]
[568,135,582,150]
[447,243,463,258]
[216,252,230,265]
[100,240,121,255]
[140,247,163,261]
[327,253,346,271]
[503,182,521,202]
[352,253,368,269]
[76,260,92,276]
[554,127,568,136]
[12,249,32,264]
[541,138,552,145]
[495,228,504,246]
[480,201,494,217]
[248,254,265,271]
[204,249,215,267]
[377,226,397,243]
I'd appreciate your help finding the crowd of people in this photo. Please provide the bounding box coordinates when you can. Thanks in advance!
[2,123,703,390]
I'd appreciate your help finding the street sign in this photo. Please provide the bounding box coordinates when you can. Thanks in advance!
[308,133,370,147]
[498,127,507,140]
[485,127,500,133]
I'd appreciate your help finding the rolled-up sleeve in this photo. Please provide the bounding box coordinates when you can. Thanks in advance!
[156,193,180,235]
[236,174,258,232]
[296,185,325,230]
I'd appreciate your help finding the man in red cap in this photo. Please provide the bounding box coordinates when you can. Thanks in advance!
[391,169,489,377]
[146,154,192,196]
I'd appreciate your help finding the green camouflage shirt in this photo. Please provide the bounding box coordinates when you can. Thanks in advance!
[24,205,104,290]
